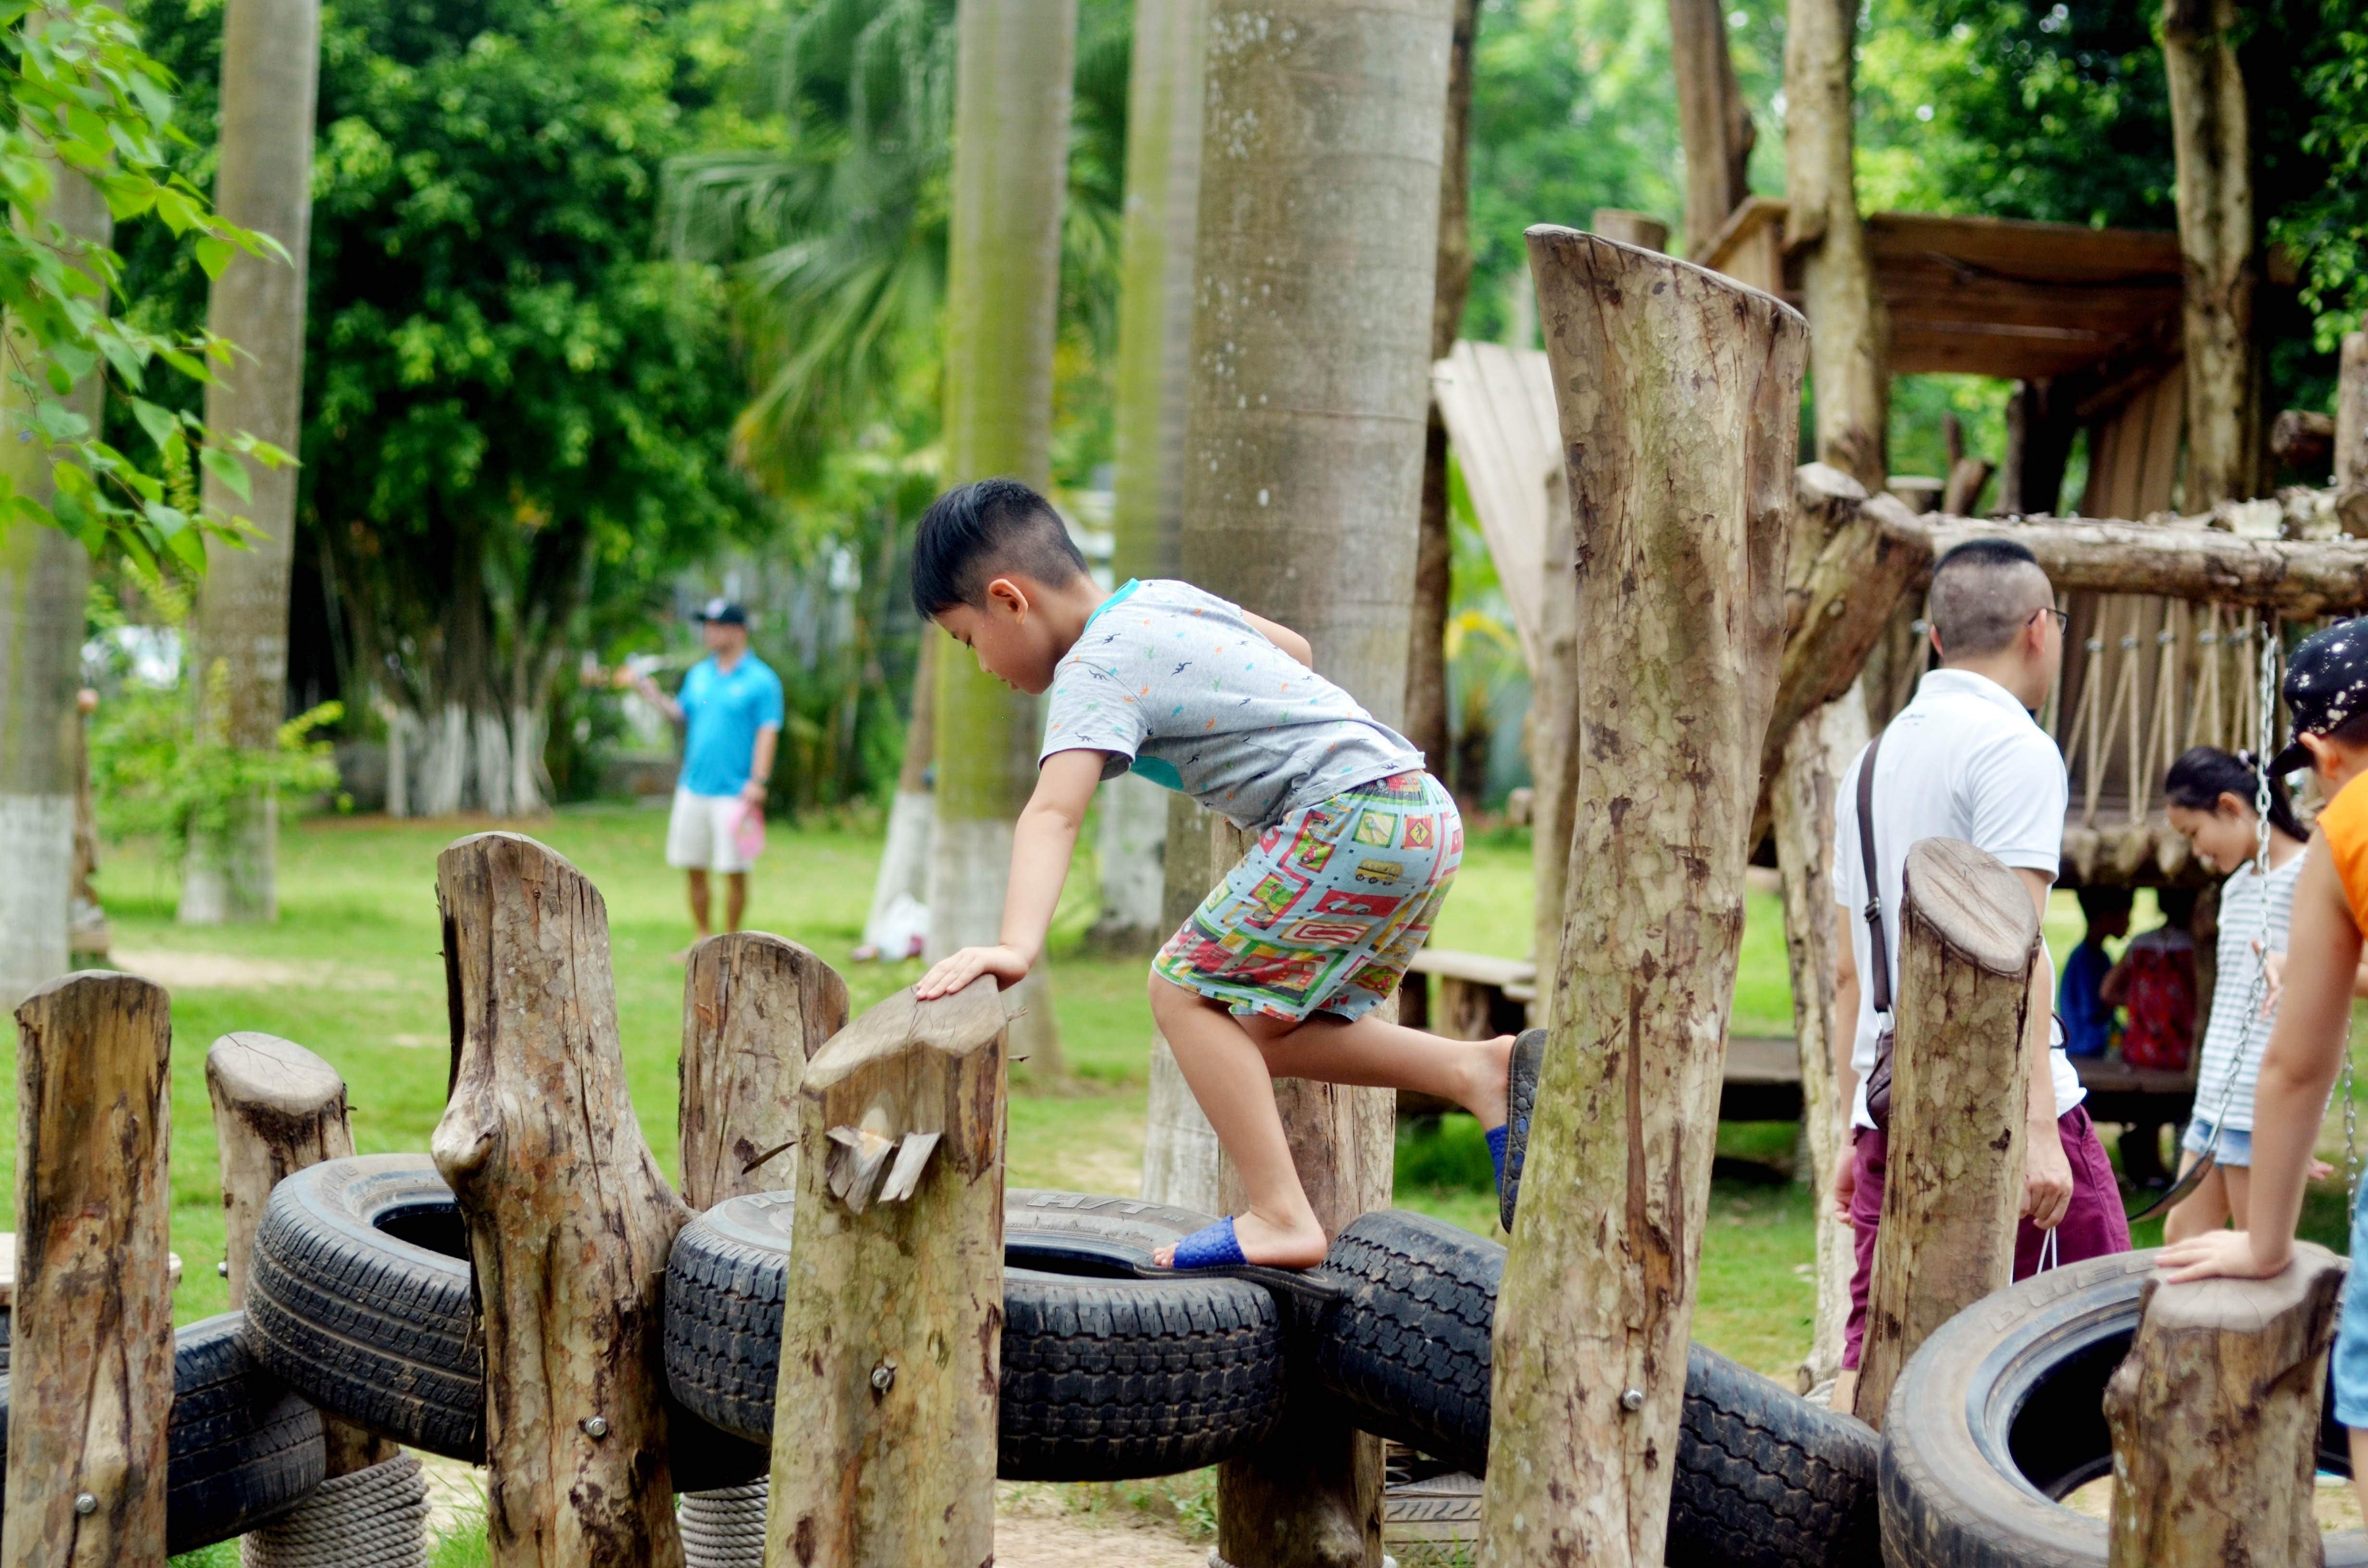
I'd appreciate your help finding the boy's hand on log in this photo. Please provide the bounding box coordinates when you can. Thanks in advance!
[2158,1228,2290,1284]
[916,945,1030,999]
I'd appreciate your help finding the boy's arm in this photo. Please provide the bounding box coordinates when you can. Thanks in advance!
[2162,841,2361,1282]
[914,748,1108,998]
[1240,610,1313,668]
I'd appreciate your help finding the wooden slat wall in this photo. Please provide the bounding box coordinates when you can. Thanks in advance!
[1431,341,1560,671]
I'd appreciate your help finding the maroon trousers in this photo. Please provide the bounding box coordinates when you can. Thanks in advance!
[1842,1103,2130,1370]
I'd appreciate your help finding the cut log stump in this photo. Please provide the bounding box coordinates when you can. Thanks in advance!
[2102,1244,2346,1568]
[1855,838,2041,1428]
[3,971,174,1568]
[765,979,1007,1568]
[680,931,848,1208]
[431,832,692,1568]
[206,1031,396,1477]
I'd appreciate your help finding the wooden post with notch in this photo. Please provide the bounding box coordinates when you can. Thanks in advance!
[432,832,692,1568]
[207,1030,399,1477]
[680,931,849,1208]
[764,979,1006,1568]
[2102,1244,2345,1566]
[3,972,173,1567]
[1853,838,2041,1427]
[1479,228,1806,1568]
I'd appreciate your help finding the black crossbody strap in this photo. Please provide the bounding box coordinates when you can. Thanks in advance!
[1857,728,1891,1016]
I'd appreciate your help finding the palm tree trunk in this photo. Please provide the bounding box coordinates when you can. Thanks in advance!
[1184,0,1455,1559]
[929,0,1078,1075]
[180,0,322,922]
[1096,0,1205,956]
[0,168,111,1005]
[862,629,936,954]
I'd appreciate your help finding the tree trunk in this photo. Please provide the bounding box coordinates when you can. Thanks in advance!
[2101,1243,2344,1568]
[1852,839,2040,1429]
[929,0,1077,1076]
[0,168,110,1008]
[1669,0,1755,258]
[678,932,847,1207]
[763,980,1006,1568]
[2161,0,2261,509]
[4,973,174,1567]
[206,1030,398,1478]
[180,0,322,923]
[1772,689,1865,1396]
[2338,332,2366,537]
[432,832,691,1568]
[862,632,935,955]
[1403,0,1479,780]
[1783,0,1887,491]
[1186,1,1454,1560]
[1480,229,1804,1568]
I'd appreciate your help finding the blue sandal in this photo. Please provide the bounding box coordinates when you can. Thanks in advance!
[1490,1027,1547,1233]
[1141,1216,1347,1305]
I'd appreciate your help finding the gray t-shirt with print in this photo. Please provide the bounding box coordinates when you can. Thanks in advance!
[1038,578,1426,830]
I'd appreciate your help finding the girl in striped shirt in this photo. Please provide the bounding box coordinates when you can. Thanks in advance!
[2161,746,2308,1242]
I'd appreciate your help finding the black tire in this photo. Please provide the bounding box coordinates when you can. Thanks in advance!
[0,1311,325,1554]
[242,1153,766,1489]
[1314,1208,1882,1568]
[1880,1247,2368,1568]
[664,1187,1286,1480]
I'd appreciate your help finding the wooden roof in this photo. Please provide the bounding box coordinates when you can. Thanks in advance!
[1699,198,2186,381]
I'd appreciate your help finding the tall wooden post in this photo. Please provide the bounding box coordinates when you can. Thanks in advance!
[2162,0,2261,508]
[4,972,173,1567]
[763,980,1007,1568]
[680,932,848,1207]
[207,1031,398,1475]
[2102,1244,2346,1566]
[1784,0,1887,490]
[1852,839,2040,1427]
[432,833,692,1568]
[1480,230,1805,1567]
[1668,0,1754,258]
[1772,690,1866,1394]
[2338,332,2367,537]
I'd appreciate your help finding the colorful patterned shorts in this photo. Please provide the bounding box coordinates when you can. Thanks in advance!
[1152,771,1463,1023]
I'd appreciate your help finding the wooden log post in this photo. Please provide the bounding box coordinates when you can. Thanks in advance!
[764,980,1006,1568]
[1852,839,2041,1427]
[2101,1244,2345,1567]
[4,972,173,1567]
[206,1031,398,1476]
[2162,0,2261,509]
[432,833,692,1568]
[1668,0,1754,258]
[680,932,848,1207]
[1480,229,1806,1567]
[2339,332,2367,538]
[1784,0,1888,491]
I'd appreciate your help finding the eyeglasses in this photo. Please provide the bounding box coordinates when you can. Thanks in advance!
[2029,607,2071,634]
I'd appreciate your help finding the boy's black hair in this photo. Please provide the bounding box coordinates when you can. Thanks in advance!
[2165,745,2307,844]
[2076,885,2134,919]
[2156,885,2200,930]
[909,478,1090,618]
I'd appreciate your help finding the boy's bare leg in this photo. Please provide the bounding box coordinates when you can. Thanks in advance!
[1148,976,1328,1268]
[686,870,713,939]
[2162,1152,2230,1243]
[1237,1011,1515,1127]
[724,871,748,933]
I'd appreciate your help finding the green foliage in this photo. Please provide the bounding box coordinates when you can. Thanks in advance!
[2271,21,2368,345]
[89,659,342,856]
[0,0,287,575]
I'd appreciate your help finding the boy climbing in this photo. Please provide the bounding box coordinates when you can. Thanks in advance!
[910,478,1540,1273]
[2162,620,2368,1505]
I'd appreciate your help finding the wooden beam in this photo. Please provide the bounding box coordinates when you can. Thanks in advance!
[679,932,847,1209]
[1852,840,2039,1428]
[433,832,691,1568]
[2101,1242,2345,1566]
[1590,208,1668,252]
[3,972,173,1567]
[1481,228,1805,1567]
[765,980,1006,1568]
[207,1031,398,1477]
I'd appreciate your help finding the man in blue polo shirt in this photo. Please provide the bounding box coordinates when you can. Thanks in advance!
[635,599,784,949]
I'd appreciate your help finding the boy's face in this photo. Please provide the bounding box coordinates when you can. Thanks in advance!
[936,575,1061,695]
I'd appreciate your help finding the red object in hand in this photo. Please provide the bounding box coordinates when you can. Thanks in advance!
[735,802,766,862]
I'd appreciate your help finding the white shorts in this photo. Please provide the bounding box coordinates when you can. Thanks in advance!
[666,787,755,874]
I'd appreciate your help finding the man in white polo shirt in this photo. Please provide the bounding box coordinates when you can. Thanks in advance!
[1829,538,2131,1413]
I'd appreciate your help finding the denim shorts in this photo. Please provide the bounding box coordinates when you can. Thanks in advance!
[2336,1180,2368,1426]
[2180,1115,2253,1168]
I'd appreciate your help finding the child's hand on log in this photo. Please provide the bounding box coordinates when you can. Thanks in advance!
[2158,1228,2290,1285]
[916,945,1031,1000]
